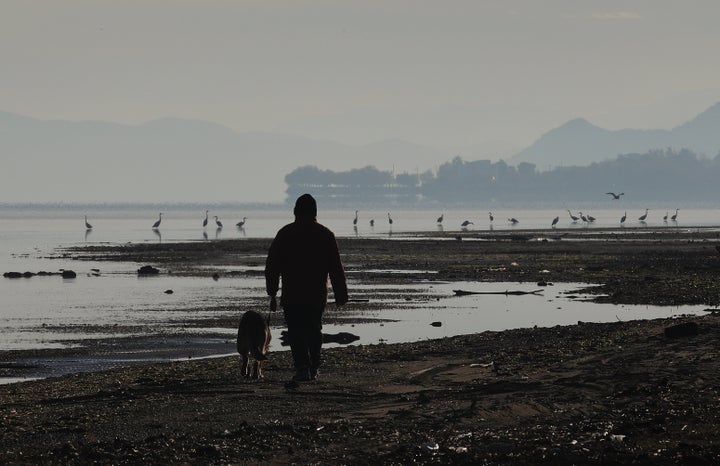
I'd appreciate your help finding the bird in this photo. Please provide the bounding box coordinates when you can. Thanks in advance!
[488,212,494,222]
[369,219,375,227]
[606,192,624,200]
[388,213,393,225]
[508,218,519,225]
[638,209,649,222]
[663,211,668,222]
[236,217,247,228]
[551,216,559,228]
[203,210,209,228]
[152,213,163,229]
[567,210,579,222]
[461,220,473,228]
[353,210,358,226]
[84,215,93,230]
[214,216,223,228]
[437,214,444,224]
[620,211,627,224]
[578,212,589,223]
[671,209,679,222]
[586,213,596,223]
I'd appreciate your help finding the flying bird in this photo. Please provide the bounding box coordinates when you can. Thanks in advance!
[236,217,247,228]
[606,192,625,200]
[152,213,163,229]
[488,212,494,222]
[84,215,93,230]
[369,219,375,227]
[671,209,679,221]
[663,211,668,222]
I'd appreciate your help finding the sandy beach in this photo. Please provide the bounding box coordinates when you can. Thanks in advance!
[2,228,720,464]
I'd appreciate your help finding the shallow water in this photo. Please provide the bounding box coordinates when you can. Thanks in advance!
[1,205,718,359]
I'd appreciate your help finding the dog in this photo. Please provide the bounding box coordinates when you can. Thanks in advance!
[237,310,271,380]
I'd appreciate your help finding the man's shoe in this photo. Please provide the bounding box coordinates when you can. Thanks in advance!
[291,369,312,382]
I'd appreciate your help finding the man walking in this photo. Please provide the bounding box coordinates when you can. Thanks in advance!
[265,194,348,382]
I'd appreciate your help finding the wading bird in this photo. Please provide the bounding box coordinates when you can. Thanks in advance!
[551,216,559,228]
[388,213,393,225]
[152,213,163,229]
[84,215,93,230]
[488,212,494,222]
[567,210,579,222]
[236,217,247,228]
[638,209,649,222]
[203,210,209,228]
[606,192,624,200]
[214,216,223,228]
[663,211,668,222]
[369,219,375,227]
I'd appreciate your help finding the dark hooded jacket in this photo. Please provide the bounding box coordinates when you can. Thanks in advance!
[265,218,348,308]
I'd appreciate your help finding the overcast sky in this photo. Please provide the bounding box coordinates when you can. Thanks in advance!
[3,0,720,151]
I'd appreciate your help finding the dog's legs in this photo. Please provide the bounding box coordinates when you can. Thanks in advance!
[241,353,250,378]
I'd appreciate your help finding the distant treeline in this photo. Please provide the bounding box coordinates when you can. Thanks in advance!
[285,148,720,205]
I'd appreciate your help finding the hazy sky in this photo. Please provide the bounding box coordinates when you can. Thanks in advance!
[3,0,720,150]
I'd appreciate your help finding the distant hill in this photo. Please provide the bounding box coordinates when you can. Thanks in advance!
[509,102,720,170]
[0,112,455,203]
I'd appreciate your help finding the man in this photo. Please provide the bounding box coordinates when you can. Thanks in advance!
[265,194,348,382]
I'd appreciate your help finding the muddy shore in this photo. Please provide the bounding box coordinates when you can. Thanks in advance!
[2,228,720,464]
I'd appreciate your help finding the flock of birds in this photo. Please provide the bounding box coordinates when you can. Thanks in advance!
[83,211,248,231]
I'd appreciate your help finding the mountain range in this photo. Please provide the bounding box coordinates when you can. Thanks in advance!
[1,102,719,203]
[510,102,720,169]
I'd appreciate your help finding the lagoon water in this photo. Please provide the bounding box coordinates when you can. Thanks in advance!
[1,204,718,360]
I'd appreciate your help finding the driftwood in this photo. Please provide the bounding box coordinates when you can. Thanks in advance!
[453,289,543,296]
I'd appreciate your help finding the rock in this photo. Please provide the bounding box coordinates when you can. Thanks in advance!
[137,265,160,275]
[212,273,220,281]
[61,270,77,279]
[430,321,442,327]
[164,289,174,294]
[664,322,698,338]
[3,272,23,278]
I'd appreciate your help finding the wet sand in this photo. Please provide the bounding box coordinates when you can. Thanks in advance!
[2,227,720,463]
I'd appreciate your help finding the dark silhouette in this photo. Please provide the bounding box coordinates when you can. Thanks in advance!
[265,194,348,383]
[84,215,93,230]
[551,216,559,228]
[606,192,624,199]
[152,212,162,229]
[203,210,209,228]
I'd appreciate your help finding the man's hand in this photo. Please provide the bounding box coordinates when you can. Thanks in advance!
[335,293,348,306]
[269,296,277,312]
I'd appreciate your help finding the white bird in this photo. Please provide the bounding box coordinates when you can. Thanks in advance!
[579,212,589,223]
[586,213,596,222]
[353,210,358,226]
[152,213,163,229]
[671,209,679,221]
[461,220,473,228]
[369,219,375,227]
[214,216,223,228]
[638,209,649,222]
[84,215,93,230]
[236,217,247,228]
[437,214,444,224]
[663,211,668,222]
[551,216,559,228]
[567,210,579,222]
[203,210,209,228]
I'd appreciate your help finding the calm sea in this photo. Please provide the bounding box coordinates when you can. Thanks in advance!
[1,204,717,355]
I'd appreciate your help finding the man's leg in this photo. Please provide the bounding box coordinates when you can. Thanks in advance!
[284,309,311,379]
[306,306,324,380]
